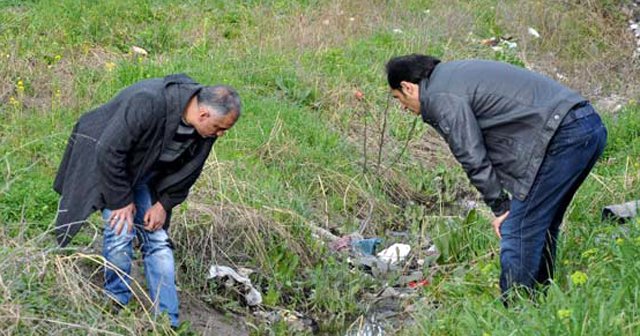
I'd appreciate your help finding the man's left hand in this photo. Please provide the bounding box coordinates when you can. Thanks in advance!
[144,202,167,232]
[492,211,510,239]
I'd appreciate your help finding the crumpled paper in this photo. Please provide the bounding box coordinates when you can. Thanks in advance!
[207,265,262,306]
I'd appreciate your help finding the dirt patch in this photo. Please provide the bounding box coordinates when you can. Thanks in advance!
[75,239,249,335]
[180,292,249,336]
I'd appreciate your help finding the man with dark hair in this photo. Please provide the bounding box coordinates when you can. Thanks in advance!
[54,74,241,326]
[386,54,606,298]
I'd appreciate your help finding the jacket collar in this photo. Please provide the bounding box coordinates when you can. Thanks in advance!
[163,74,204,146]
[418,77,432,124]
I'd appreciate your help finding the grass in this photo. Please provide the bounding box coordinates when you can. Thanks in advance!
[1,0,639,335]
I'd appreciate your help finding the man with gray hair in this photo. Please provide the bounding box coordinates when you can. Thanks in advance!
[54,74,240,327]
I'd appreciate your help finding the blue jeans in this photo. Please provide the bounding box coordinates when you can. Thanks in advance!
[102,181,179,326]
[499,104,607,295]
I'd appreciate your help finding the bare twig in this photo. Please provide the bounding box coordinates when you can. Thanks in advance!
[383,116,419,175]
[362,101,368,174]
[377,92,391,170]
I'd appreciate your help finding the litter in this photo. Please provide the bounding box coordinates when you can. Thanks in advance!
[330,233,363,252]
[398,271,424,286]
[376,243,411,265]
[254,309,318,334]
[130,46,148,56]
[353,238,383,256]
[344,314,385,336]
[207,265,262,306]
[329,233,383,256]
[407,280,429,289]
[602,200,639,223]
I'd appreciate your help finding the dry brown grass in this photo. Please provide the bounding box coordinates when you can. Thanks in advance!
[496,0,640,101]
[0,45,122,113]
[172,200,314,274]
[0,228,173,335]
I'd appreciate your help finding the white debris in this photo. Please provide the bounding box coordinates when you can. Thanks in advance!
[527,27,541,38]
[392,28,403,34]
[130,46,148,56]
[376,243,411,265]
[207,265,263,306]
[503,41,517,49]
[344,315,385,336]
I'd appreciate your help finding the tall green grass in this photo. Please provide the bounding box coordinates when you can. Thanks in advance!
[1,0,638,335]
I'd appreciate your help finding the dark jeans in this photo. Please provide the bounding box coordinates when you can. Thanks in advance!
[499,103,607,295]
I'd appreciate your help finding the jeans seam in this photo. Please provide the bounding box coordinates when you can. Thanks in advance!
[515,151,552,278]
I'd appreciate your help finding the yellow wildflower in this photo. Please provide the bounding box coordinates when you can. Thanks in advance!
[105,62,116,72]
[557,309,572,319]
[16,80,24,93]
[571,271,588,286]
[54,54,62,62]
[9,96,19,107]
[616,238,624,246]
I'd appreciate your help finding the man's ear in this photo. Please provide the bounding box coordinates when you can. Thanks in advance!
[198,106,210,121]
[400,81,414,96]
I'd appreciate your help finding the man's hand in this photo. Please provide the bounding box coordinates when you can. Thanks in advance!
[109,203,136,235]
[144,202,167,232]
[492,211,510,239]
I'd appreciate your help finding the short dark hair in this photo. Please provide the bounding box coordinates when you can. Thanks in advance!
[197,85,241,117]
[386,54,441,90]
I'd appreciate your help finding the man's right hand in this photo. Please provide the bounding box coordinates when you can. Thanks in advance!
[109,203,136,235]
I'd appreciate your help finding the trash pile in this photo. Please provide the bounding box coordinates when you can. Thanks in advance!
[327,231,440,335]
[205,227,440,335]
[253,309,319,334]
[328,232,439,278]
[480,36,518,52]
[207,264,319,333]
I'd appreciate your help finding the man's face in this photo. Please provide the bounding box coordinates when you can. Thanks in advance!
[195,107,239,138]
[391,81,420,115]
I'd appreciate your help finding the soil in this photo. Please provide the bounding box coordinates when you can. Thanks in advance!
[180,292,249,336]
[80,242,249,335]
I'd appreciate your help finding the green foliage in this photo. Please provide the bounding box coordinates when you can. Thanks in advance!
[1,0,638,335]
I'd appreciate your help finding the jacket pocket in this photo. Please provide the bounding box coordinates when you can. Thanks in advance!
[433,118,452,138]
[485,134,525,178]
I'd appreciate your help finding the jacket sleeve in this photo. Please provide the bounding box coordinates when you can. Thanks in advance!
[429,94,510,216]
[155,139,215,211]
[157,164,205,211]
[96,92,157,210]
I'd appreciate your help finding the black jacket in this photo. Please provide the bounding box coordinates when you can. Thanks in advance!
[53,74,215,246]
[419,60,586,215]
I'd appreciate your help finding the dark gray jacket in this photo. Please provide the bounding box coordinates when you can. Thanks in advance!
[54,74,215,246]
[419,60,585,215]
